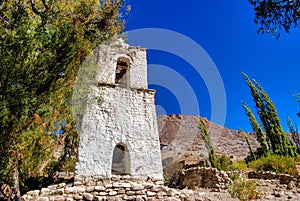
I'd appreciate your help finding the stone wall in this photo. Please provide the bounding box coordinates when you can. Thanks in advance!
[248,171,300,186]
[179,167,232,191]
[75,39,163,180]
[75,84,163,180]
[21,176,189,201]
[95,40,147,89]
[179,166,300,191]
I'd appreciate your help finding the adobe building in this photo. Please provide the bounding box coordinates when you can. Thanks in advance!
[75,39,163,181]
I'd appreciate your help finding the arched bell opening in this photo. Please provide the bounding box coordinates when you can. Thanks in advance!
[115,57,130,88]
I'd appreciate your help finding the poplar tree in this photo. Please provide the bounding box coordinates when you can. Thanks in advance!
[287,117,300,151]
[242,73,296,158]
[198,118,217,168]
[239,129,256,161]
[242,102,269,157]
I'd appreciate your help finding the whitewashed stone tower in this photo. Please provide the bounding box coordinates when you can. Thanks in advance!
[75,39,163,180]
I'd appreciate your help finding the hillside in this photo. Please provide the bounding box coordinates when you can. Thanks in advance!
[157,114,260,167]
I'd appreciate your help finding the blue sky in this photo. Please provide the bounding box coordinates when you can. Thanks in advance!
[125,1,300,131]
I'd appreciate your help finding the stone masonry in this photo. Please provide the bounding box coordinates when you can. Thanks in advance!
[21,176,189,201]
[75,39,163,180]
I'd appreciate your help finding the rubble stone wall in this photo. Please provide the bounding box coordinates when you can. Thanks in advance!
[21,176,188,201]
[75,84,163,180]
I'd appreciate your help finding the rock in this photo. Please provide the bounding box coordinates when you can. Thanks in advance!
[274,191,284,197]
[111,175,121,181]
[180,188,194,197]
[53,188,64,195]
[155,180,164,185]
[76,187,85,194]
[135,190,145,195]
[135,197,145,201]
[104,183,113,188]
[35,197,49,201]
[99,192,108,196]
[65,187,77,194]
[86,186,95,193]
[146,191,156,197]
[73,195,83,200]
[150,186,161,192]
[95,186,106,191]
[83,193,94,201]
[57,183,66,189]
[287,181,295,190]
[123,195,134,200]
[157,191,167,197]
[86,181,96,186]
[118,189,125,194]
[126,191,135,196]
[20,195,28,201]
[108,190,117,196]
[53,195,66,201]
[27,190,40,197]
[167,189,176,197]
[48,185,58,190]
[292,163,300,175]
[113,182,131,188]
[73,181,82,186]
[40,188,51,195]
[143,183,154,189]
[131,183,144,191]
[94,196,106,201]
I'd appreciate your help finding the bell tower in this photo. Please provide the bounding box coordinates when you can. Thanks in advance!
[75,39,163,180]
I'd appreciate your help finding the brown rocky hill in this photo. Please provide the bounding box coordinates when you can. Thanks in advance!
[157,114,260,167]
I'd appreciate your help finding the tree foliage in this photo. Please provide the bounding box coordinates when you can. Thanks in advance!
[242,102,269,157]
[287,116,300,151]
[248,0,300,38]
[242,73,296,159]
[198,118,218,168]
[239,129,257,162]
[0,0,127,194]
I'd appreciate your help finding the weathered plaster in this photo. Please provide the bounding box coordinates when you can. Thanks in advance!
[75,39,163,180]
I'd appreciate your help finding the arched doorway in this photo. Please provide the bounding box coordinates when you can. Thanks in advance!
[111,144,130,175]
[115,57,129,87]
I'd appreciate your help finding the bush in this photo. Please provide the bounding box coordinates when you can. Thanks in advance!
[231,160,248,171]
[215,155,231,171]
[229,173,240,181]
[228,178,261,201]
[214,155,247,171]
[248,155,298,175]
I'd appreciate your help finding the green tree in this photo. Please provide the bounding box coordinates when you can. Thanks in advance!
[0,0,127,196]
[242,102,269,157]
[242,73,296,158]
[248,0,300,38]
[239,129,257,162]
[198,118,218,168]
[287,116,300,151]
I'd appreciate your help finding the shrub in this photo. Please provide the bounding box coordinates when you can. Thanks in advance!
[229,178,261,201]
[229,173,240,181]
[248,154,297,175]
[215,155,232,171]
[231,160,248,171]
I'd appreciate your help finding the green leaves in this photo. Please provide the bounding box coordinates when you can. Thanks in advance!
[242,72,296,159]
[0,0,127,190]
[248,0,300,38]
